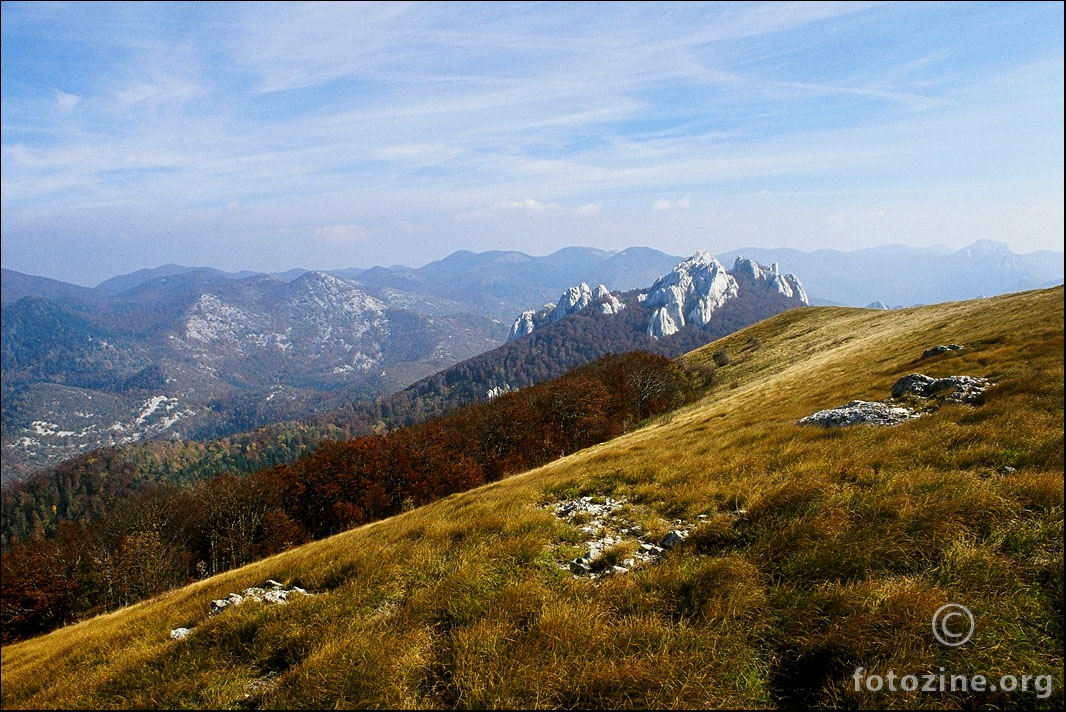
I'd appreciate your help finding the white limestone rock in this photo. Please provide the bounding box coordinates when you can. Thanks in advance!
[891,373,991,403]
[507,283,624,340]
[595,284,626,315]
[920,344,964,359]
[797,400,919,427]
[555,283,595,318]
[659,530,689,549]
[731,256,809,304]
[644,252,739,338]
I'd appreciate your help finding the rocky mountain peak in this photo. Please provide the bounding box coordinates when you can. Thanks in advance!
[287,271,388,316]
[506,251,809,341]
[731,256,809,304]
[558,283,595,313]
[643,252,738,338]
[508,282,625,340]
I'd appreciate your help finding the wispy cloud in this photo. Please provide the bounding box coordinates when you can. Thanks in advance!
[314,224,372,243]
[2,1,1061,284]
[53,89,80,112]
[654,196,691,211]
[575,203,600,216]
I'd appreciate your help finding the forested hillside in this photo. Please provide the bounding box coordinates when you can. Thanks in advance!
[3,267,800,549]
[2,351,702,643]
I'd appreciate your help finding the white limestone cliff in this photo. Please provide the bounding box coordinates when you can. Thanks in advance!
[508,283,624,340]
[643,252,739,338]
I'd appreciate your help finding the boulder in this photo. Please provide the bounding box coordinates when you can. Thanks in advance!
[891,373,990,403]
[569,558,592,575]
[797,400,918,428]
[891,374,938,398]
[210,592,244,616]
[659,530,689,549]
[921,344,964,359]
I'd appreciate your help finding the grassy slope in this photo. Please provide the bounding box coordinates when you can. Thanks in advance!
[2,287,1062,710]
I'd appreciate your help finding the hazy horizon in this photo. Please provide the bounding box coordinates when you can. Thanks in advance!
[5,238,1064,291]
[3,2,1063,286]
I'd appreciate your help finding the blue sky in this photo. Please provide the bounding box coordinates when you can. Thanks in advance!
[2,1,1062,286]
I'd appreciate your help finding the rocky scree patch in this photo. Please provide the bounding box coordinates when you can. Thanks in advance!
[544,495,706,579]
[169,579,310,640]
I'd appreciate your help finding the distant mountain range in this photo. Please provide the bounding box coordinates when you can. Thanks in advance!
[0,247,682,483]
[717,239,1063,307]
[2,240,1060,483]
[1,250,811,550]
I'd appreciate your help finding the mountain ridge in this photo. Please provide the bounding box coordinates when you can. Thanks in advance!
[3,240,1061,483]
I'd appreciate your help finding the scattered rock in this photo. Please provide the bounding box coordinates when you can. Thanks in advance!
[569,558,592,575]
[890,374,938,399]
[210,592,245,616]
[797,400,919,428]
[933,376,992,404]
[172,580,311,639]
[998,466,1016,475]
[921,344,964,359]
[546,495,699,579]
[243,671,279,698]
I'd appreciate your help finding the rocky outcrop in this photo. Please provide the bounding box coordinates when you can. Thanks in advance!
[643,253,808,339]
[506,251,808,342]
[595,284,626,315]
[920,344,964,359]
[545,496,703,579]
[508,283,624,340]
[486,385,513,399]
[890,373,989,403]
[798,366,993,428]
[643,252,739,338]
[797,400,920,427]
[731,256,808,303]
[209,579,308,616]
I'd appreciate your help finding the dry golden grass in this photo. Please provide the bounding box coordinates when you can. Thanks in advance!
[3,286,1062,709]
